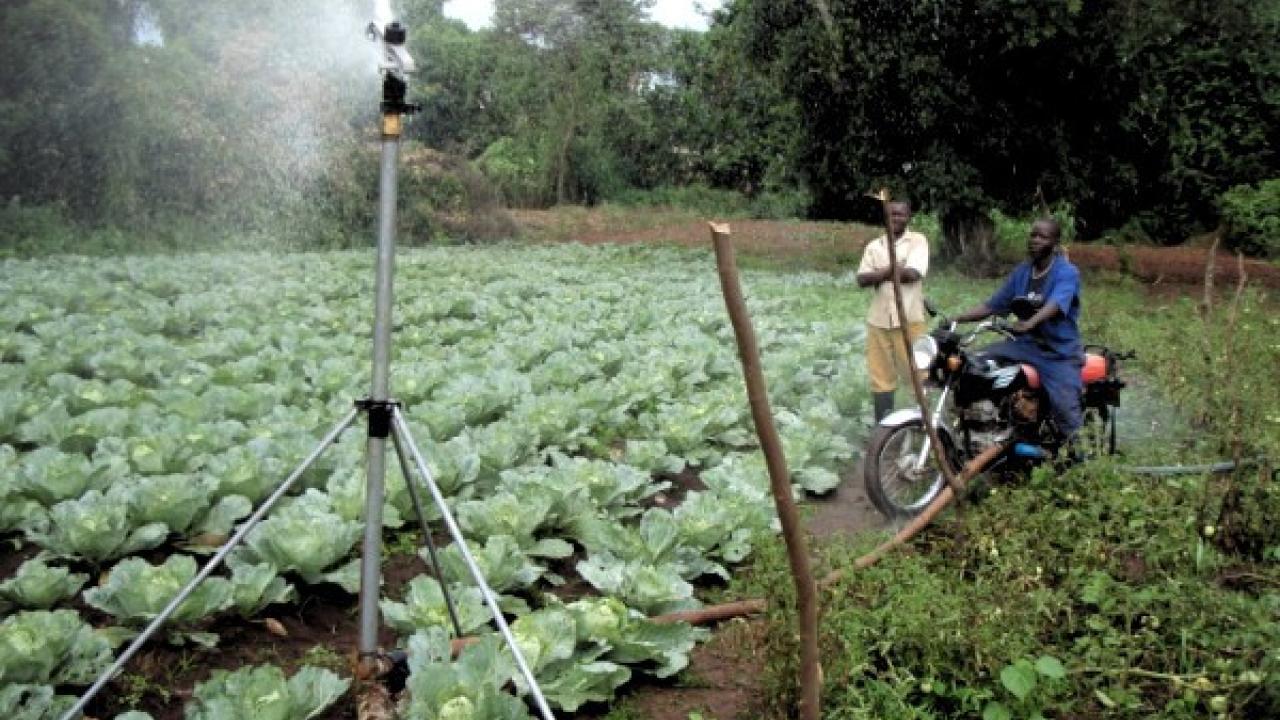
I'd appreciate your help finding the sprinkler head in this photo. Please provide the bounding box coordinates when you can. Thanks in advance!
[368,20,415,76]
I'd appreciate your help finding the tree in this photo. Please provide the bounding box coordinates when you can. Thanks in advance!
[485,0,661,205]
[732,0,1280,257]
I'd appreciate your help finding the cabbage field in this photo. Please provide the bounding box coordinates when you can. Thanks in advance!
[0,243,874,719]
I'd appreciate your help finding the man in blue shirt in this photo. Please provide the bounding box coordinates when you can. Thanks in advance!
[953,218,1084,438]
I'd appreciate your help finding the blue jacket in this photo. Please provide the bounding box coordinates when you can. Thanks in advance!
[986,254,1082,359]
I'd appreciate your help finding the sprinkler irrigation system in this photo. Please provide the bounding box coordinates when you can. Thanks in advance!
[61,18,554,720]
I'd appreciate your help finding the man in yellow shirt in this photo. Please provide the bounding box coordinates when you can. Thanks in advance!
[856,201,930,423]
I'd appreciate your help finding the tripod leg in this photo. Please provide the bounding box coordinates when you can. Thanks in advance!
[390,430,464,638]
[390,408,557,720]
[59,408,361,720]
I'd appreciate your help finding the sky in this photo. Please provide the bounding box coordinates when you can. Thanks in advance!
[442,1,724,32]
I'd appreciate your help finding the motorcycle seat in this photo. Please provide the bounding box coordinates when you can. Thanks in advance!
[1020,353,1108,390]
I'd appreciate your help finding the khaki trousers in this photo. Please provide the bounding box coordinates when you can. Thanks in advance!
[867,322,927,393]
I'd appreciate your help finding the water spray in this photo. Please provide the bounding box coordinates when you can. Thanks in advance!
[61,14,555,720]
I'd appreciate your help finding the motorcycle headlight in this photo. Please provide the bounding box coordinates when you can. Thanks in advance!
[912,335,938,371]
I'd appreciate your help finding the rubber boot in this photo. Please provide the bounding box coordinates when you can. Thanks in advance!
[872,392,895,424]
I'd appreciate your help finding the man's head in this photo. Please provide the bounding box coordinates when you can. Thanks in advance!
[1028,217,1061,263]
[888,201,912,238]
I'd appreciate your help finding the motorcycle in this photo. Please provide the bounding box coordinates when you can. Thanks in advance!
[863,301,1131,520]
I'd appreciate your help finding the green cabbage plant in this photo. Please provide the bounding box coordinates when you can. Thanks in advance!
[0,609,112,685]
[25,490,169,563]
[0,684,75,719]
[399,629,531,720]
[380,575,491,638]
[84,555,234,646]
[0,559,88,610]
[183,664,350,720]
[231,490,362,589]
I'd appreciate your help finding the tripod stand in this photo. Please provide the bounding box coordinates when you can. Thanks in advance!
[61,20,554,720]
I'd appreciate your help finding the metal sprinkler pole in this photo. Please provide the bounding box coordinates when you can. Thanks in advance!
[355,84,403,678]
[356,24,553,718]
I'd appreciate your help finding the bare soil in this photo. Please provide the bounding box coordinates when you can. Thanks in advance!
[516,207,1280,287]
[1066,244,1279,288]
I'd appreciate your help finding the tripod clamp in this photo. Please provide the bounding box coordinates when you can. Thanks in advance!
[355,398,401,439]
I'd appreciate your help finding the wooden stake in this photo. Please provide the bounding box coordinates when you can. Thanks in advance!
[708,222,821,720]
[443,599,769,658]
[820,441,1007,587]
[651,598,767,625]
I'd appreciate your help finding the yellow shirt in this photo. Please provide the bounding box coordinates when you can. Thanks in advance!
[857,230,930,329]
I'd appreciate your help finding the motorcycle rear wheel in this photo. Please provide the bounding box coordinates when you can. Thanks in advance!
[864,419,952,520]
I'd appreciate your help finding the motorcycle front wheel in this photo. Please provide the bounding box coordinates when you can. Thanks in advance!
[863,418,953,521]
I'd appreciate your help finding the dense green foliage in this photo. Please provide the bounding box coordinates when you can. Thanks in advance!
[1220,180,1280,258]
[0,0,375,247]
[2,0,1276,252]
[0,243,875,716]
[738,273,1280,719]
[744,458,1279,719]
[727,0,1280,246]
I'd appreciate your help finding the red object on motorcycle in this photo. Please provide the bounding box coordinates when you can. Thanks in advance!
[1021,354,1108,389]
[1081,353,1107,384]
[1021,363,1041,389]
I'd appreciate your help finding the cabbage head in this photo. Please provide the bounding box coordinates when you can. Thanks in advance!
[183,664,349,720]
[84,555,233,628]
[0,558,87,610]
[0,609,112,685]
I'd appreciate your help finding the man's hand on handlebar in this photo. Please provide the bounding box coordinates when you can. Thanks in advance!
[988,317,1027,338]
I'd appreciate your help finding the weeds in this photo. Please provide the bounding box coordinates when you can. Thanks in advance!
[736,269,1278,719]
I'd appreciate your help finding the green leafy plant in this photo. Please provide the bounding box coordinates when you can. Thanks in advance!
[84,555,234,647]
[183,664,350,720]
[380,575,492,638]
[1220,179,1280,257]
[25,490,169,563]
[0,610,113,686]
[982,656,1068,720]
[231,490,362,590]
[399,629,531,720]
[0,558,88,611]
[0,683,76,719]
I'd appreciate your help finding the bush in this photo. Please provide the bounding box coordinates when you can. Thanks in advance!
[609,183,811,220]
[478,136,547,208]
[991,206,1078,261]
[739,460,1280,719]
[748,187,811,220]
[1220,180,1280,258]
[611,184,751,216]
[0,203,226,256]
[0,203,81,256]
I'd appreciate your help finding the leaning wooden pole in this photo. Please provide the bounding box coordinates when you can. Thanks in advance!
[709,222,821,720]
[874,189,965,499]
[819,441,1008,588]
